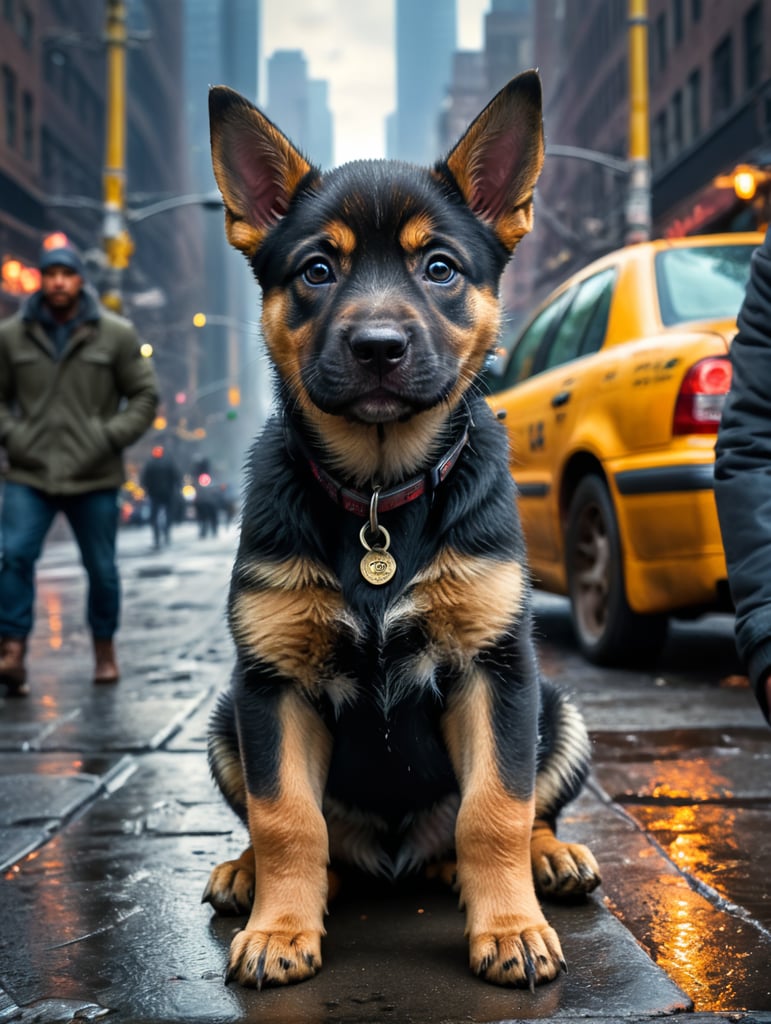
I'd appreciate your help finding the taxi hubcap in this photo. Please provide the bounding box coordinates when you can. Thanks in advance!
[572,503,610,640]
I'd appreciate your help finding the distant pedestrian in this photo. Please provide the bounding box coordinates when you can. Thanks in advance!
[0,238,159,695]
[220,480,239,526]
[715,224,771,726]
[193,459,220,538]
[141,444,182,549]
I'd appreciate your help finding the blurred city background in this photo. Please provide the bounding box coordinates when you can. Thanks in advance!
[1,0,769,497]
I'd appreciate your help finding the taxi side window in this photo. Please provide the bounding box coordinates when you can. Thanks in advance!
[542,269,616,371]
[578,269,615,356]
[500,289,573,388]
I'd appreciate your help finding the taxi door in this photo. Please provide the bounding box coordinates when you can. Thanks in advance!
[490,269,615,574]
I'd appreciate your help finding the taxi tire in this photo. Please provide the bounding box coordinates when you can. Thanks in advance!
[565,475,668,666]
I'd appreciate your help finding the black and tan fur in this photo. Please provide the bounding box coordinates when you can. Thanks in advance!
[203,70,600,990]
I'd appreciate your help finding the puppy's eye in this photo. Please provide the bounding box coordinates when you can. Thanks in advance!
[302,259,334,286]
[426,256,457,284]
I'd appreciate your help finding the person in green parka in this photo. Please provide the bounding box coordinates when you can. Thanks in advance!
[0,240,159,694]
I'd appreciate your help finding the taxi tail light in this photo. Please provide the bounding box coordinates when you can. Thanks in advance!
[673,356,732,435]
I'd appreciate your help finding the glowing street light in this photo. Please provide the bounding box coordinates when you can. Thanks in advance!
[713,163,771,202]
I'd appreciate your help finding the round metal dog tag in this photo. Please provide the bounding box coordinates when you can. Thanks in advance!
[360,547,397,585]
[359,523,396,585]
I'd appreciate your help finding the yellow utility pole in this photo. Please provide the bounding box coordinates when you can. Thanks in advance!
[102,0,133,312]
[626,0,652,243]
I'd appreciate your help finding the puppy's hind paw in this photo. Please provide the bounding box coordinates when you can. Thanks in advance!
[533,839,601,897]
[203,848,255,915]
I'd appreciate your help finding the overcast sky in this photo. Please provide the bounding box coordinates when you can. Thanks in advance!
[261,0,491,165]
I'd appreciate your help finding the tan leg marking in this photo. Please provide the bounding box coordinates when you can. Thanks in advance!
[226,691,332,988]
[230,558,347,690]
[443,672,565,988]
[531,819,601,897]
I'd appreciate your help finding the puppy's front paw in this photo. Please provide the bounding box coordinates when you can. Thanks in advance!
[202,850,255,915]
[226,928,322,988]
[470,922,566,989]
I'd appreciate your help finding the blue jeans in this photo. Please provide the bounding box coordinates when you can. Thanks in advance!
[0,482,120,640]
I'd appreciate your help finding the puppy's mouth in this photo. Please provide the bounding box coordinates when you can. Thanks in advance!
[308,380,456,424]
[347,387,417,423]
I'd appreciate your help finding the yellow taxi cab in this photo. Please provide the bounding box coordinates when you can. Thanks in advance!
[486,232,764,665]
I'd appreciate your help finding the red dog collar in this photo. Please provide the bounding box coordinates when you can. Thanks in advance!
[296,420,470,518]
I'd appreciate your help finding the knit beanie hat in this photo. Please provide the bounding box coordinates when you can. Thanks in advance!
[39,242,85,275]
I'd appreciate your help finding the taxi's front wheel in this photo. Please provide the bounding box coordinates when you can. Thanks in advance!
[565,475,668,666]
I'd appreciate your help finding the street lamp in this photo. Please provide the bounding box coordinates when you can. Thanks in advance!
[539,1,652,255]
[90,2,222,312]
[545,146,630,175]
[733,168,758,200]
[101,0,132,312]
[43,4,144,311]
[46,190,222,310]
[191,312,245,328]
[625,0,652,243]
[191,312,247,417]
[712,163,771,202]
[47,191,222,224]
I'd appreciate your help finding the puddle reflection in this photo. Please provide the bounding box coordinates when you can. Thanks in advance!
[42,589,63,651]
[606,749,768,1009]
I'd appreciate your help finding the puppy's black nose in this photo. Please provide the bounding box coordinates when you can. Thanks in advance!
[349,326,408,374]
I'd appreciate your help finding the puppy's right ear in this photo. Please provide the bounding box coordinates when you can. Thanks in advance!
[439,70,544,254]
[209,86,316,258]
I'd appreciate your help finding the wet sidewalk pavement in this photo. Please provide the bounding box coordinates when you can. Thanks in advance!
[0,523,769,1024]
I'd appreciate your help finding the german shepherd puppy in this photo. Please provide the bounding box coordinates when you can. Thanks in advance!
[203,70,600,991]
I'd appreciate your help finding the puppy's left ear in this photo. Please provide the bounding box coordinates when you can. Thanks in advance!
[439,69,544,253]
[209,85,317,259]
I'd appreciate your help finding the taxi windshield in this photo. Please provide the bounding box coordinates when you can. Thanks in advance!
[655,244,757,326]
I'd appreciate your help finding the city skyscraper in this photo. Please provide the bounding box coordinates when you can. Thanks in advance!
[184,0,263,470]
[485,0,533,96]
[266,51,333,169]
[391,0,457,164]
[266,50,309,146]
[308,80,334,170]
[436,0,536,322]
[185,0,258,190]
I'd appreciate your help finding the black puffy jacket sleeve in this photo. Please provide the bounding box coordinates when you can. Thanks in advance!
[715,225,771,724]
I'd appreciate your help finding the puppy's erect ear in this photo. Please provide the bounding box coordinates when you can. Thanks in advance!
[209,86,317,258]
[439,69,544,253]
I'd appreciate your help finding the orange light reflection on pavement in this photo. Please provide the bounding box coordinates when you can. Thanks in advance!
[621,756,752,1011]
[45,592,63,650]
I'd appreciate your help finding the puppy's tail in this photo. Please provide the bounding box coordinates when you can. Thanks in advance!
[207,688,248,825]
[534,677,592,825]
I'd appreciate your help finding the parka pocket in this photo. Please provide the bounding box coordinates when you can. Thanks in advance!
[80,350,113,367]
[57,415,115,485]
[76,350,117,413]
[9,352,41,366]
[4,421,46,469]
[8,352,48,403]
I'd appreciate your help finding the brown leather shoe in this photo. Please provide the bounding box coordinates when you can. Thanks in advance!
[93,637,119,684]
[0,637,28,697]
